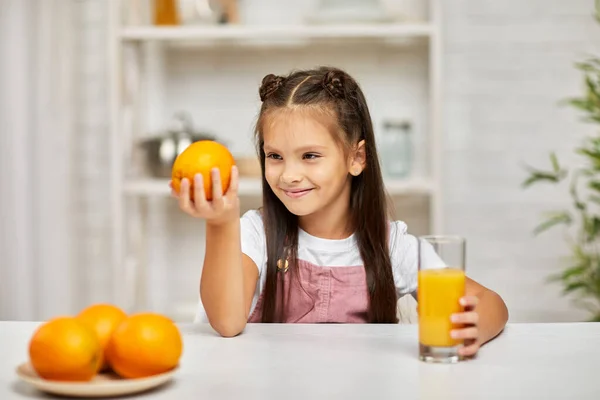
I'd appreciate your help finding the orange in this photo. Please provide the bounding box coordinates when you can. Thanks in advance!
[106,313,183,379]
[76,303,127,371]
[28,317,102,382]
[171,140,235,201]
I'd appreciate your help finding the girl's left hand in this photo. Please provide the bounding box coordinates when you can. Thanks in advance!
[450,296,480,358]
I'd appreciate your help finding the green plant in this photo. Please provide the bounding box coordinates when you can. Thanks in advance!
[523,4,600,321]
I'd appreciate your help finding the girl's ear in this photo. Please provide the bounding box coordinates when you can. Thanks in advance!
[348,140,366,176]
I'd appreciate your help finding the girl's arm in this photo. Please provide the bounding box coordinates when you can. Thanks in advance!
[451,277,509,357]
[465,278,509,344]
[201,221,258,337]
[172,167,258,337]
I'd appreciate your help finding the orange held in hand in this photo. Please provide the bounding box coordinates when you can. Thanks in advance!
[76,303,127,372]
[106,312,183,379]
[28,317,103,382]
[171,140,235,201]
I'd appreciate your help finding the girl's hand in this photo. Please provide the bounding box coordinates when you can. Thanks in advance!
[170,166,240,226]
[450,295,480,358]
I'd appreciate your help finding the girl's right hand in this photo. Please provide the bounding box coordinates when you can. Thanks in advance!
[170,165,240,226]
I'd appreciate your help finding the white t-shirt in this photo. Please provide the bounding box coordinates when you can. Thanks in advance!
[194,210,435,323]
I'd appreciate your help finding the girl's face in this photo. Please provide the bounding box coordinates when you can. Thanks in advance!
[262,109,358,218]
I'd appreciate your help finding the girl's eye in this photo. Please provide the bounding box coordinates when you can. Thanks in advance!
[267,153,282,160]
[303,153,320,160]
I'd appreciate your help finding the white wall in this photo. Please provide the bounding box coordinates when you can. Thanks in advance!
[442,0,599,322]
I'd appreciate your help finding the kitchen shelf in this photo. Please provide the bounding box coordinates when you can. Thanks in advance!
[123,177,435,197]
[120,23,434,44]
[123,177,263,196]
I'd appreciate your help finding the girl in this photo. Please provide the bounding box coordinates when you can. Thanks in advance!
[172,67,508,357]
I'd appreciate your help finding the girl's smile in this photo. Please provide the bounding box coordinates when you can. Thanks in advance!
[281,187,314,198]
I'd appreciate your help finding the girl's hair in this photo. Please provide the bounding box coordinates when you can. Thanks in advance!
[254,66,398,323]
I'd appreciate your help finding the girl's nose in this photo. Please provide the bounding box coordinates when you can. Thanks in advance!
[280,166,303,185]
[280,173,303,185]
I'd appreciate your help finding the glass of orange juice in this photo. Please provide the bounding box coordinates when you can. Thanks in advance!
[418,235,466,363]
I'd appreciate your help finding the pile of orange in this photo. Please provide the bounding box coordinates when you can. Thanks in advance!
[171,140,235,201]
[28,304,183,382]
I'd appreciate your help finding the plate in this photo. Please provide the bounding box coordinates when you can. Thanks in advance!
[15,362,177,398]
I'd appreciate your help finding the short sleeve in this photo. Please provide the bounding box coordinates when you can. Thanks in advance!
[389,221,446,300]
[240,210,267,276]
[389,221,418,298]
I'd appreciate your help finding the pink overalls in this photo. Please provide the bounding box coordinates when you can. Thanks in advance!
[248,260,370,323]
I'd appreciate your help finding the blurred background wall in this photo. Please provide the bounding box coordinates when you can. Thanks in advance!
[1,0,598,322]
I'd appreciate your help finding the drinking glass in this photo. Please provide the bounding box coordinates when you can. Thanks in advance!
[418,236,466,363]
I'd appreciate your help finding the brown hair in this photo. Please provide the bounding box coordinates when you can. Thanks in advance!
[255,67,398,323]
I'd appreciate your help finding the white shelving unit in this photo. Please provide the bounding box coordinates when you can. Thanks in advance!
[120,23,434,41]
[123,177,262,197]
[123,177,436,197]
[107,0,443,315]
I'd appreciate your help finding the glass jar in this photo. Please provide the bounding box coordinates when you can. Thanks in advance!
[153,0,180,25]
[379,119,413,179]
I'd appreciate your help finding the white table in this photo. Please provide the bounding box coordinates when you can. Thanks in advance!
[1,322,599,399]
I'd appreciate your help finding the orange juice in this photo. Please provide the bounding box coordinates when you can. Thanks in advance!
[418,268,465,347]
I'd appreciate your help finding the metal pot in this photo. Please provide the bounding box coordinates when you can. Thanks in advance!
[137,112,218,178]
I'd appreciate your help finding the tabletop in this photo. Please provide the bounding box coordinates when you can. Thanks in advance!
[1,321,599,399]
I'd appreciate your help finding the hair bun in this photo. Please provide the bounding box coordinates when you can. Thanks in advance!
[322,70,345,98]
[259,74,285,102]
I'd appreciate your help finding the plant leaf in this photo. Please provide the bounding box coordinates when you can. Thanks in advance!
[577,148,600,160]
[522,173,554,188]
[585,76,600,109]
[550,152,560,172]
[575,62,596,72]
[570,170,584,210]
[561,264,589,280]
[568,98,594,112]
[589,195,600,205]
[576,138,600,170]
[522,166,566,188]
[587,217,600,241]
[533,211,572,235]
[563,281,588,294]
[589,180,600,192]
[571,244,589,262]
[589,314,600,322]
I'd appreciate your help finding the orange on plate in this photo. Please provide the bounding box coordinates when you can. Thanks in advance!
[77,303,127,371]
[29,317,103,382]
[171,140,235,201]
[106,313,183,379]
